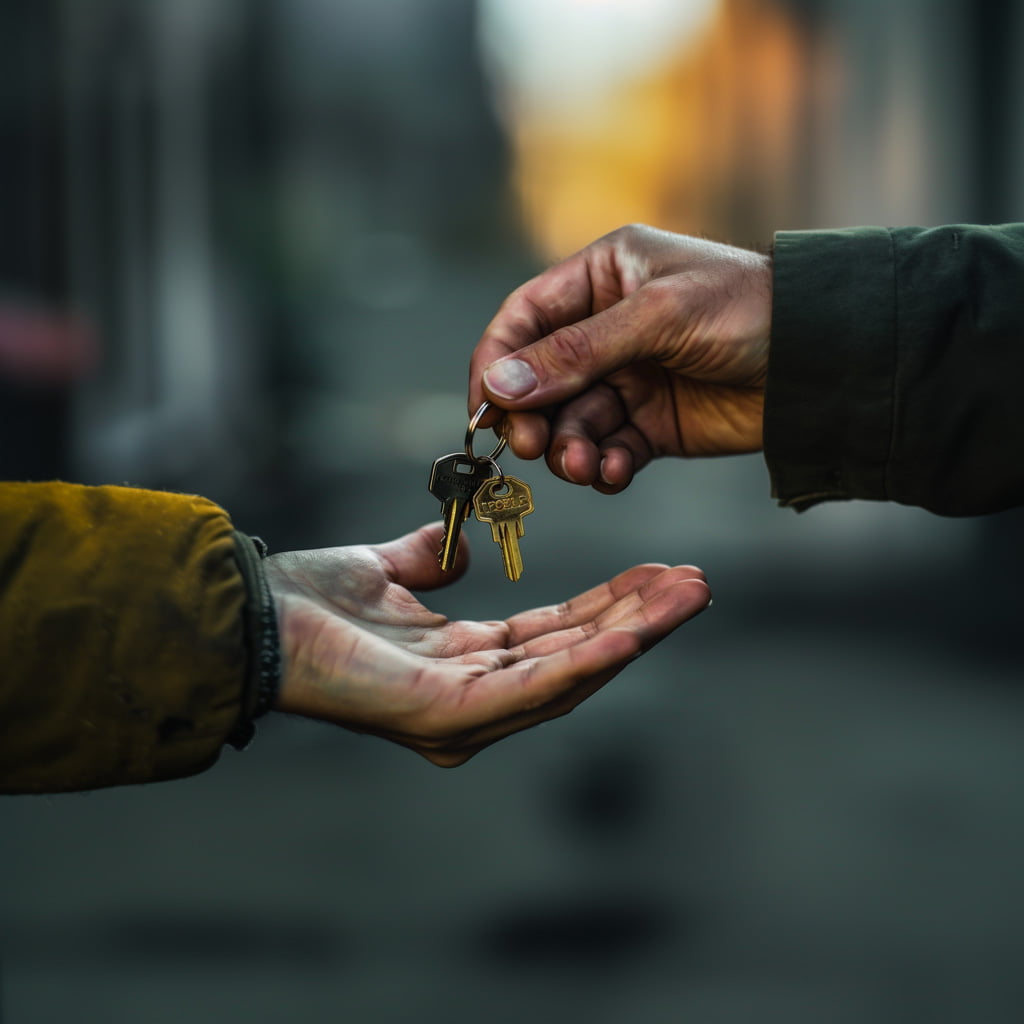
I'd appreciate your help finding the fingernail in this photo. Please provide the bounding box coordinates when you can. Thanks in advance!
[484,358,538,399]
[560,449,573,482]
[599,456,612,485]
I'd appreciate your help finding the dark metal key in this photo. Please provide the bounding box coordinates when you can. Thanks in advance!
[428,452,494,571]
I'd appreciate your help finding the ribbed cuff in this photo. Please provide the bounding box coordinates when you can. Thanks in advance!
[226,532,281,750]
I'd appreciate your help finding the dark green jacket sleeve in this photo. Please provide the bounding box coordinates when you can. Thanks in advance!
[765,224,1024,516]
[0,482,253,793]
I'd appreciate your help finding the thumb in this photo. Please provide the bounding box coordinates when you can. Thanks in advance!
[481,295,660,410]
[370,523,470,591]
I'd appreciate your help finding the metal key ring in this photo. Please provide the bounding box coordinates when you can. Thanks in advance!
[479,455,506,489]
[465,400,507,463]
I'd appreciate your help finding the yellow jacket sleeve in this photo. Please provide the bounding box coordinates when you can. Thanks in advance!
[0,481,250,793]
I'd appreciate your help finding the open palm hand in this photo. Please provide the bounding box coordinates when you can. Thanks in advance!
[264,523,710,765]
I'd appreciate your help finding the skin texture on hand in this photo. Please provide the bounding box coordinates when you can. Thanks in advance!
[264,523,710,766]
[469,224,772,493]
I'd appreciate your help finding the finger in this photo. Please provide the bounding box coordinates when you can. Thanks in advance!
[502,562,707,647]
[478,575,712,741]
[468,250,607,413]
[593,425,655,493]
[512,568,710,660]
[502,563,670,647]
[364,575,711,764]
[381,627,638,753]
[544,383,624,484]
[543,385,654,488]
[435,575,711,737]
[590,445,634,494]
[595,569,710,635]
[480,287,668,413]
[503,409,552,462]
[369,523,469,591]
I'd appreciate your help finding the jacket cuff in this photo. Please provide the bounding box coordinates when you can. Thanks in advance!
[764,227,897,510]
[227,533,282,750]
[766,224,1024,516]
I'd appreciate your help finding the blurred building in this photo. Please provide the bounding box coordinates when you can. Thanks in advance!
[480,0,1023,256]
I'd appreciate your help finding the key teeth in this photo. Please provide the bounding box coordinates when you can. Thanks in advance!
[437,537,456,572]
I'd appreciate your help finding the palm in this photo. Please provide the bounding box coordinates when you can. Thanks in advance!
[264,523,710,765]
[601,359,765,459]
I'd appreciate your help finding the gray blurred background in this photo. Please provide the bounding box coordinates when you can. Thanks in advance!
[4,1,1024,1021]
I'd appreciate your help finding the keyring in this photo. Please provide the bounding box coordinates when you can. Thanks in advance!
[465,401,507,463]
[478,455,506,489]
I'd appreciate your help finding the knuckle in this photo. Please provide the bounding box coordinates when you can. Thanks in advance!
[609,222,649,244]
[520,290,555,338]
[641,274,685,306]
[554,599,575,629]
[544,322,596,376]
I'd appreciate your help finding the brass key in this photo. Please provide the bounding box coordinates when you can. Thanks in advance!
[428,452,494,571]
[473,475,534,581]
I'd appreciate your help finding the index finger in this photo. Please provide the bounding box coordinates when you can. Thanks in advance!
[468,249,600,415]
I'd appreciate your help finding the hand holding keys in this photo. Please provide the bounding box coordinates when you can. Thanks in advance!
[427,402,534,581]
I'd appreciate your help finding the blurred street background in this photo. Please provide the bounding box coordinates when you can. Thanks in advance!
[4,1,1024,1021]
